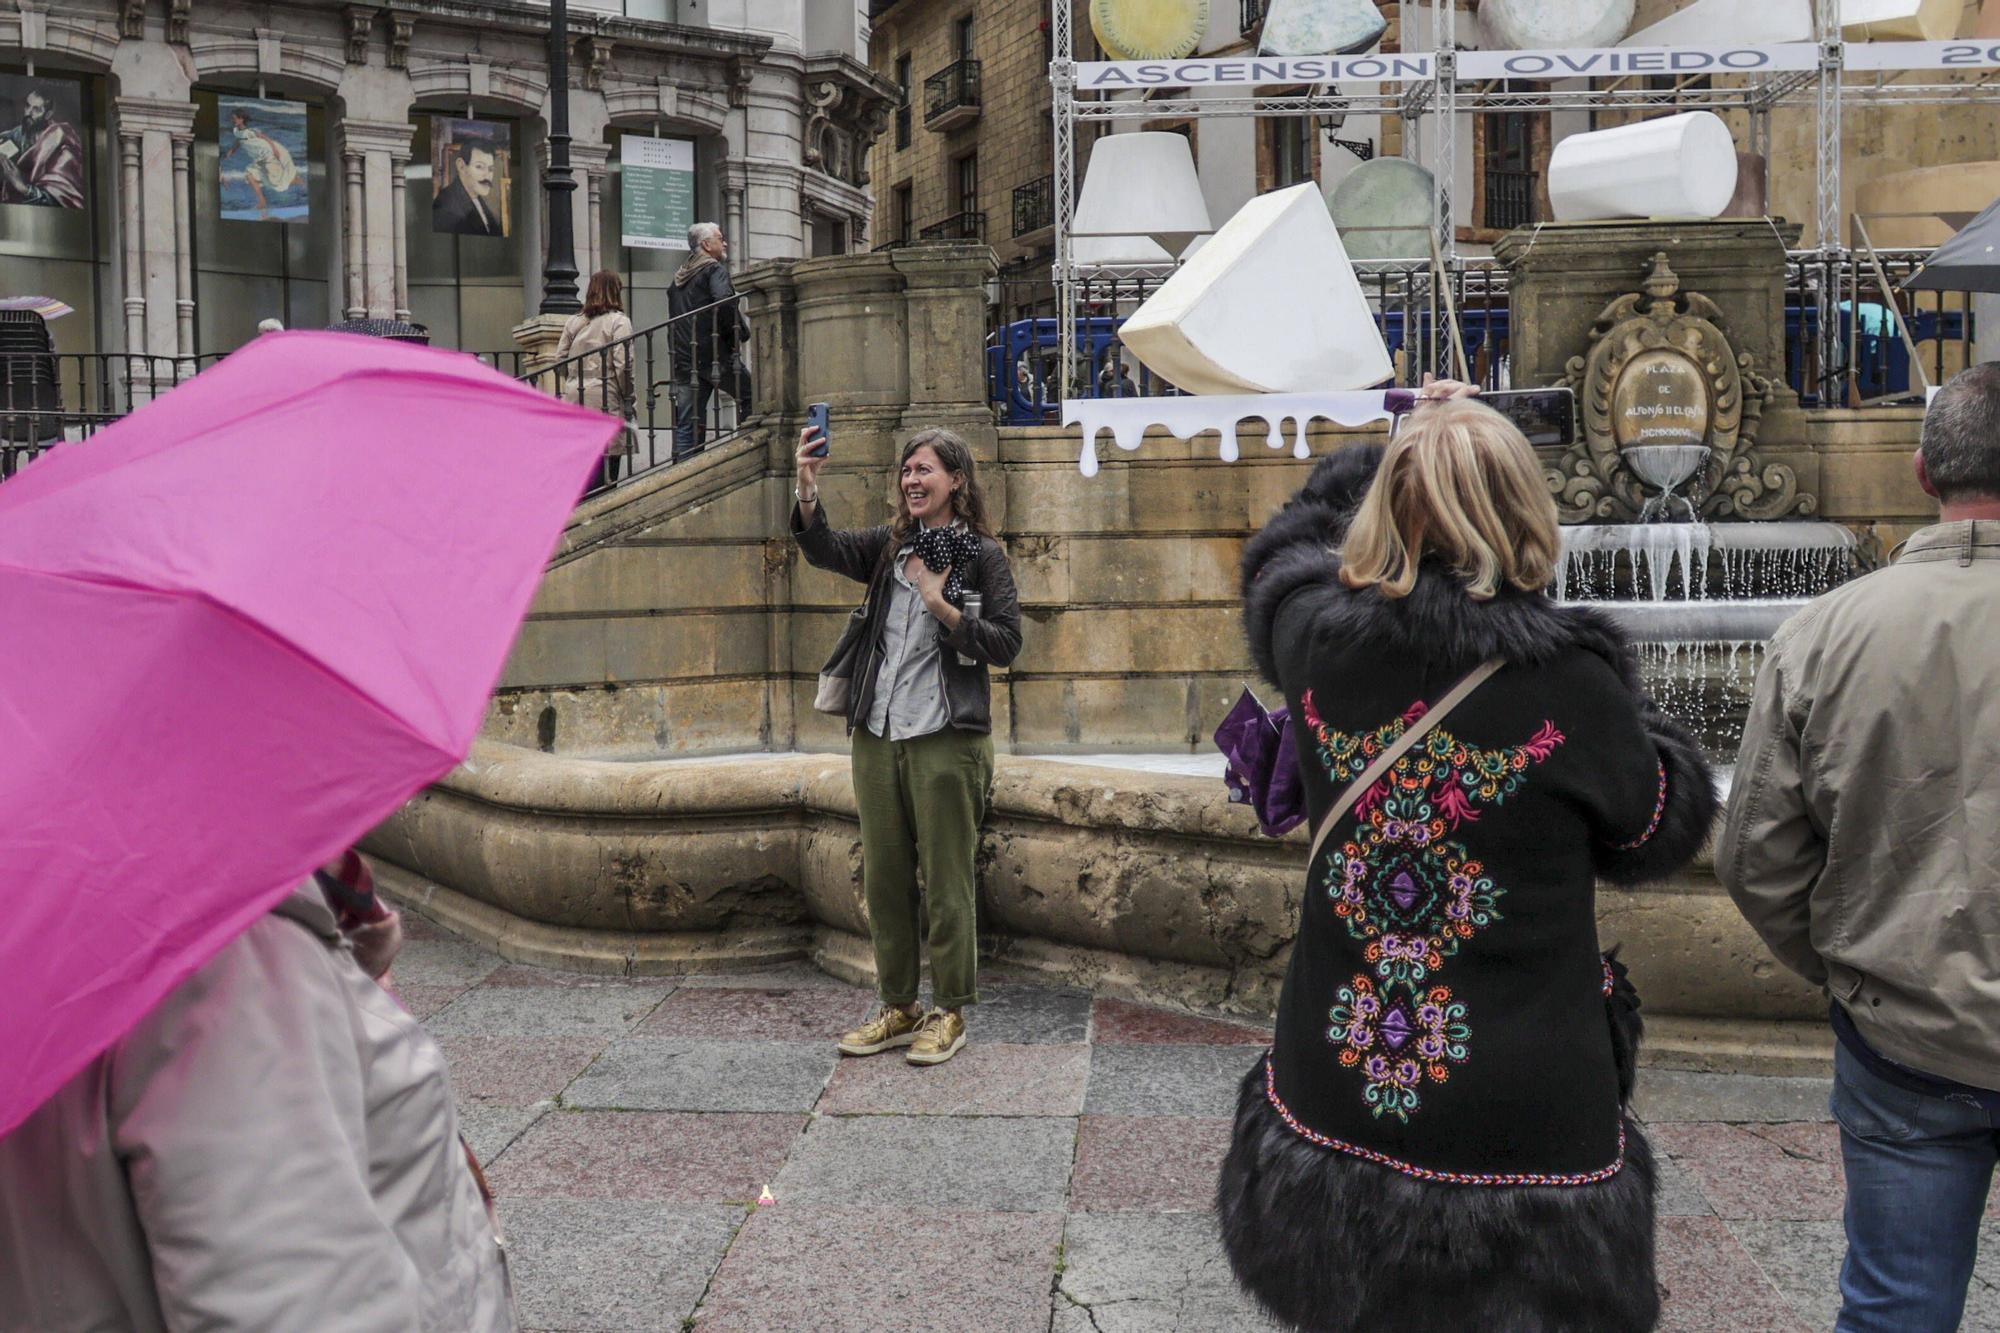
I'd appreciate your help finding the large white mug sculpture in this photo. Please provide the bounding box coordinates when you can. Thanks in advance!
[1478,0,1635,50]
[1072,132,1213,267]
[1547,112,1740,222]
[1623,0,1812,46]
[1118,182,1393,395]
[1841,0,1961,41]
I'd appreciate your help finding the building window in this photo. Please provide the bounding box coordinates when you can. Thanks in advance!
[1483,105,1537,231]
[1269,117,1311,190]
[811,215,848,257]
[894,54,912,150]
[955,152,978,219]
[895,181,914,245]
[955,15,975,58]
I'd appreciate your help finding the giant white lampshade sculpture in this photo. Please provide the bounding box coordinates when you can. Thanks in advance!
[1071,132,1213,268]
[1547,112,1740,222]
[1479,0,1635,49]
[1622,0,1811,46]
[1065,183,1396,476]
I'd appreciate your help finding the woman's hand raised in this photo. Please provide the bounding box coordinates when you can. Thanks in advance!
[795,427,826,499]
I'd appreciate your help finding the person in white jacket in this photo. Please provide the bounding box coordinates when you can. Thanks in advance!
[0,865,514,1332]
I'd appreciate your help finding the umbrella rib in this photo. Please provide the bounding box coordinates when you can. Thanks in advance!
[0,562,463,771]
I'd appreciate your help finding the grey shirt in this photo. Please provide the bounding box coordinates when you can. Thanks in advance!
[865,536,954,742]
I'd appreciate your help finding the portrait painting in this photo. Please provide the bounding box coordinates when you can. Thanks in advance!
[430,117,511,239]
[0,74,86,210]
[219,96,310,224]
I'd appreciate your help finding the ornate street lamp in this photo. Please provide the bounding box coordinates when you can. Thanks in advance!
[539,0,582,315]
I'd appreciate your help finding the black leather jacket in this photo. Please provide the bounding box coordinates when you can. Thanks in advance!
[792,499,1023,736]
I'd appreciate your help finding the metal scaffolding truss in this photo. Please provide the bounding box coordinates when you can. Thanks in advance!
[1048,0,2000,400]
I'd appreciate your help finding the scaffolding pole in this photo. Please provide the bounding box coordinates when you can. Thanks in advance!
[1816,0,1844,404]
[1052,0,1076,404]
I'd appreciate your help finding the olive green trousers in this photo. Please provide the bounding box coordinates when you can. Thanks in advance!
[849,725,994,1010]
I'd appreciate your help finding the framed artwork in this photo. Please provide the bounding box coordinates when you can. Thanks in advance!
[219,96,310,223]
[0,74,86,209]
[430,117,511,238]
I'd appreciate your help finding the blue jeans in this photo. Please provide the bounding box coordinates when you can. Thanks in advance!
[1832,1041,1999,1332]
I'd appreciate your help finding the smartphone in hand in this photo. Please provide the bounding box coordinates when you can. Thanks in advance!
[1478,388,1575,447]
[805,402,831,457]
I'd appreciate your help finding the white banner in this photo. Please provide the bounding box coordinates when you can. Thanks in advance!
[1457,43,1819,80]
[1074,54,1434,90]
[1843,40,2000,71]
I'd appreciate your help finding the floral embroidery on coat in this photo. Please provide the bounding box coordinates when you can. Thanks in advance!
[1303,690,1563,1122]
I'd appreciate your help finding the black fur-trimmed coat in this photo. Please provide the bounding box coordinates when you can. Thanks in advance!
[1218,446,1716,1333]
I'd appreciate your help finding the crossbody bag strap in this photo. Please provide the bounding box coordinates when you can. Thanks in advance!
[1303,658,1505,872]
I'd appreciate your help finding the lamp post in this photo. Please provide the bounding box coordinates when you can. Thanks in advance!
[539,0,581,315]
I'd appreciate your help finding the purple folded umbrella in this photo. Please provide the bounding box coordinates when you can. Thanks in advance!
[1214,688,1307,838]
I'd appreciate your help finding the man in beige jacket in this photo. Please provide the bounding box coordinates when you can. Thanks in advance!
[0,868,515,1331]
[1721,361,2000,1333]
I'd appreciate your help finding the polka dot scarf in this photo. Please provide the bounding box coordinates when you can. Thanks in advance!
[907,524,983,608]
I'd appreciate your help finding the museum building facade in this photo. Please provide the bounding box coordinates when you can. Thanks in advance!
[0,0,895,361]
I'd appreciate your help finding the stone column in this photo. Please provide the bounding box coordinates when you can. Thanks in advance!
[570,143,609,281]
[170,131,195,356]
[111,98,199,361]
[342,145,366,318]
[888,243,1001,437]
[390,145,412,320]
[340,121,417,320]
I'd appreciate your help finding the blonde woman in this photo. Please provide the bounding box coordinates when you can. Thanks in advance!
[1220,398,1716,1332]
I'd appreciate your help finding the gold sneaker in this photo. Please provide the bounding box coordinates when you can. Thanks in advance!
[906,1009,967,1066]
[838,1005,923,1056]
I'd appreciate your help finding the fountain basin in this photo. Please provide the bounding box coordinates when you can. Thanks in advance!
[1558,521,1859,602]
[1592,599,1807,643]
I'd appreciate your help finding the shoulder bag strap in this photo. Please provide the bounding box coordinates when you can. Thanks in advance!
[1303,658,1505,871]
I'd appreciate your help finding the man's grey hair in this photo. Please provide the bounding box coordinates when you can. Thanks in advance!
[1921,361,2000,501]
[688,221,723,250]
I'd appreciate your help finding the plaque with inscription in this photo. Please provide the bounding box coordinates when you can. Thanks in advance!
[1611,349,1711,449]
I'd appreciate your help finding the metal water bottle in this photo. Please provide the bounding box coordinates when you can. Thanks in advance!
[958,592,982,666]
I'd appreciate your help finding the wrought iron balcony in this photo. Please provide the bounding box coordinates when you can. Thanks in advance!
[1012,176,1054,239]
[919,211,987,243]
[1241,0,1264,35]
[894,101,911,150]
[924,59,982,132]
[1483,168,1538,231]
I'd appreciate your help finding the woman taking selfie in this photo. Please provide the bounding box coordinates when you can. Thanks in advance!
[1219,398,1716,1332]
[791,422,1022,1066]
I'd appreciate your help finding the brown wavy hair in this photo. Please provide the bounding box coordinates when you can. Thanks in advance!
[890,427,996,542]
[581,270,624,319]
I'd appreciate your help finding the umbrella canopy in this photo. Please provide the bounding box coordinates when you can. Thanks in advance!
[0,295,74,320]
[0,331,614,1134]
[1903,196,2000,293]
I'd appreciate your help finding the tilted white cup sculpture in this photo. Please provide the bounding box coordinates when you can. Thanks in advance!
[1072,132,1214,267]
[1118,182,1393,395]
[1547,111,1740,222]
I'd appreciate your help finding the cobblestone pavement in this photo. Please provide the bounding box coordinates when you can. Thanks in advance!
[392,911,1999,1333]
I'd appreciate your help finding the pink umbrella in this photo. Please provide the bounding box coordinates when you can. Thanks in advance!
[0,331,616,1135]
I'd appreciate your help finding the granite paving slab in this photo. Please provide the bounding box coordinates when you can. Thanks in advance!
[770,1114,1076,1212]
[394,934,504,987]
[501,1199,744,1333]
[1070,1116,1233,1213]
[1091,998,1271,1047]
[1633,1070,1834,1124]
[1652,1122,1846,1221]
[674,963,863,990]
[1052,1212,1282,1332]
[487,1111,805,1204]
[967,982,1095,1044]
[482,964,684,990]
[1728,1219,1848,1331]
[1085,1044,1259,1118]
[691,1207,1064,1333]
[427,981,674,1039]
[818,1043,1090,1117]
[457,1101,555,1166]
[636,986,877,1041]
[433,1035,611,1105]
[563,1039,837,1113]
[1649,1143,1716,1218]
[393,981,475,1022]
[1655,1216,1808,1333]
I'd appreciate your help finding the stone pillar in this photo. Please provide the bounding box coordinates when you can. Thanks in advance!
[170,130,194,356]
[340,120,416,320]
[888,243,1000,437]
[722,159,748,259]
[390,144,412,320]
[571,142,609,281]
[112,98,198,359]
[342,144,366,318]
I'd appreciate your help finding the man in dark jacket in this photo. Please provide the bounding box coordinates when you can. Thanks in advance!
[668,221,751,459]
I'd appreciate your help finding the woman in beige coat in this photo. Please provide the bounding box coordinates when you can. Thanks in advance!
[554,269,637,486]
[0,862,515,1332]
